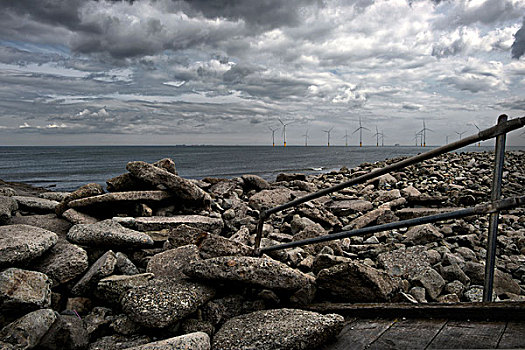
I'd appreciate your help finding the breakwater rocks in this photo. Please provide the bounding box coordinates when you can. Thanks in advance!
[0,150,524,349]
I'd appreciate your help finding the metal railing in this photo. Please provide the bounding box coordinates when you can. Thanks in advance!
[254,114,525,302]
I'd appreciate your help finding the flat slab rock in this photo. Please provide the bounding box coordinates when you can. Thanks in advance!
[212,308,344,350]
[130,215,224,235]
[0,224,58,266]
[123,332,210,350]
[184,256,315,291]
[67,219,154,248]
[121,279,215,328]
[12,196,59,212]
[67,190,173,208]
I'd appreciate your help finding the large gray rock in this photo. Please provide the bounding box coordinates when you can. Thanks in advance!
[198,234,254,259]
[0,308,56,349]
[411,267,446,301]
[317,261,400,302]
[61,208,98,225]
[71,250,117,296]
[184,256,315,291]
[12,196,59,213]
[121,280,215,328]
[8,214,71,236]
[241,174,270,191]
[67,191,173,208]
[0,224,58,266]
[67,219,154,248]
[403,224,444,245]
[248,188,293,211]
[0,196,18,224]
[147,245,200,280]
[344,208,389,230]
[0,268,51,311]
[377,245,434,280]
[37,314,89,350]
[327,199,373,216]
[126,161,211,206]
[97,273,154,304]
[164,224,210,249]
[123,332,210,350]
[212,308,344,350]
[132,215,223,235]
[34,242,89,286]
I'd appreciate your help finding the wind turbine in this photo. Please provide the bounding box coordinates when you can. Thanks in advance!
[342,129,350,147]
[353,116,370,147]
[413,131,422,146]
[456,130,466,140]
[445,135,452,145]
[419,120,433,147]
[380,130,385,147]
[372,126,381,147]
[302,128,310,147]
[323,127,334,147]
[268,126,279,147]
[278,118,293,147]
[468,122,481,147]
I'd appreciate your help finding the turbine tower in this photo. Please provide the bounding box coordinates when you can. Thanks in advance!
[342,129,349,147]
[380,130,385,146]
[268,126,279,147]
[469,123,481,147]
[278,118,293,147]
[445,135,452,145]
[419,120,433,147]
[413,131,422,146]
[302,129,310,147]
[353,116,370,147]
[323,127,334,147]
[456,130,466,140]
[372,126,381,147]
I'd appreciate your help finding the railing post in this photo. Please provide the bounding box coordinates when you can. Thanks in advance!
[483,114,508,302]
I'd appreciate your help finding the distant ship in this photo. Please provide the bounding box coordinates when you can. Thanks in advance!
[394,143,400,146]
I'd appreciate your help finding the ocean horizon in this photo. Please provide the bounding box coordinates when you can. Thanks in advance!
[1,145,523,192]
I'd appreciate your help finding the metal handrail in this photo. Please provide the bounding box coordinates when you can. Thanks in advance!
[253,114,525,302]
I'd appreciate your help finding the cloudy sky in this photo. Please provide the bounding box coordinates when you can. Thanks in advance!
[0,0,524,146]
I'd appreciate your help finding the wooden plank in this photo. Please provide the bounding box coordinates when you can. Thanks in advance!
[498,322,525,348]
[321,319,395,350]
[306,301,525,321]
[367,318,447,350]
[428,320,506,349]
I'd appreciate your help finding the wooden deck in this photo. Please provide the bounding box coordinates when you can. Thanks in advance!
[310,302,525,349]
[322,318,525,349]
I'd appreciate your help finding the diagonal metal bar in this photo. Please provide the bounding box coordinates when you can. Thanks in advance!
[254,115,525,251]
[259,196,525,253]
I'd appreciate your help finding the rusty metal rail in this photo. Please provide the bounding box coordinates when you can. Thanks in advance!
[254,115,525,302]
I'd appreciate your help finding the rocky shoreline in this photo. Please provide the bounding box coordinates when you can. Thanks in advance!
[0,150,524,349]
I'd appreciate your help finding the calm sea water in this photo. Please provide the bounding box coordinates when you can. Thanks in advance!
[0,145,522,192]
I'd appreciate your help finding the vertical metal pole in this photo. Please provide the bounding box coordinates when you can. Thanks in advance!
[483,114,508,302]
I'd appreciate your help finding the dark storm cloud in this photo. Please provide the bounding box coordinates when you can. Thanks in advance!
[182,0,322,30]
[511,18,525,59]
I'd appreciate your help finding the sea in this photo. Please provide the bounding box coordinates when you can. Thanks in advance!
[1,145,523,192]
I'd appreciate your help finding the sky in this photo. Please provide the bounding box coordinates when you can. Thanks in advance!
[0,0,524,146]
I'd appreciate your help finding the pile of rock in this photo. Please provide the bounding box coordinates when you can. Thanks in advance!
[0,151,524,349]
